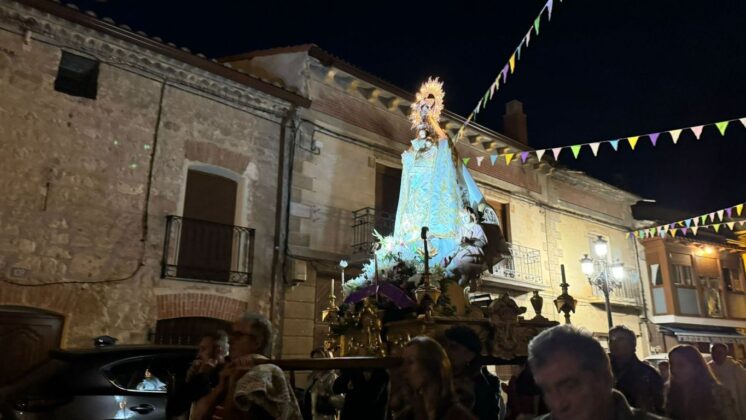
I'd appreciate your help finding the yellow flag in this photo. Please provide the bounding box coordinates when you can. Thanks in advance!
[509,54,516,73]
[737,204,744,216]
[628,136,639,150]
[505,153,515,166]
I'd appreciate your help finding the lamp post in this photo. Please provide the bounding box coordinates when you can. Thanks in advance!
[580,236,625,329]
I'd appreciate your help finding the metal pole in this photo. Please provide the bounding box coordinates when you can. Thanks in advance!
[603,266,613,328]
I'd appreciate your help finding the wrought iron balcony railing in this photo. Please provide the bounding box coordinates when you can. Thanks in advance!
[351,207,545,288]
[161,215,255,285]
[484,242,546,287]
[591,270,642,305]
[351,207,396,253]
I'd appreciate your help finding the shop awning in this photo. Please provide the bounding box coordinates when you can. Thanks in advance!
[660,326,746,344]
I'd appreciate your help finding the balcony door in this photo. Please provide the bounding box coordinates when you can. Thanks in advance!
[178,169,237,282]
[375,164,400,236]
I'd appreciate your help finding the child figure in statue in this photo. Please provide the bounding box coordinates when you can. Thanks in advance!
[445,208,488,287]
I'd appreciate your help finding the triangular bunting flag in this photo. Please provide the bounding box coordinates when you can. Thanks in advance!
[649,132,660,146]
[501,65,509,83]
[671,228,678,237]
[670,129,682,144]
[682,227,689,236]
[713,224,721,233]
[662,224,670,233]
[490,154,498,165]
[700,215,707,225]
[736,204,744,216]
[516,44,522,61]
[727,222,735,230]
[716,121,729,136]
[627,136,639,150]
[693,218,700,227]
[520,151,530,163]
[709,212,716,222]
[546,0,554,20]
[625,232,631,239]
[509,54,516,73]
[505,153,515,166]
[609,140,620,151]
[534,16,541,35]
[463,157,471,166]
[717,210,724,221]
[726,208,732,218]
[525,30,532,47]
[536,150,546,161]
[552,147,563,160]
[489,82,497,98]
[570,145,582,159]
[684,219,691,228]
[691,125,703,139]
[740,118,746,128]
[476,156,484,166]
[589,142,600,156]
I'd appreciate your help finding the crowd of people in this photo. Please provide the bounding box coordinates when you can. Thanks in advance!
[171,313,746,420]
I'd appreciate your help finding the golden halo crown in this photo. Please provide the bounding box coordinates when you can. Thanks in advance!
[409,77,445,130]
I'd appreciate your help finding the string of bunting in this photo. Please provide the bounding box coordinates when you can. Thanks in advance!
[455,0,560,141]
[628,202,745,239]
[461,115,746,167]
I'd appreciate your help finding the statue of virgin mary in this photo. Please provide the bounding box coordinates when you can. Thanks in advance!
[343,78,508,296]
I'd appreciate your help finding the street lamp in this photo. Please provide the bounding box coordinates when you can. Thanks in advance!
[580,236,624,328]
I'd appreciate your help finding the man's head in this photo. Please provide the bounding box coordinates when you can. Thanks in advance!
[710,343,728,365]
[609,325,637,362]
[197,331,229,362]
[230,312,272,358]
[528,325,613,420]
[443,325,481,373]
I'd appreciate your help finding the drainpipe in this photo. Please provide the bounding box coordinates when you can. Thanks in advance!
[269,105,298,355]
[632,232,655,356]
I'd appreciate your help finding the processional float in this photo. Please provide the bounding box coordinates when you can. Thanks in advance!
[316,78,562,364]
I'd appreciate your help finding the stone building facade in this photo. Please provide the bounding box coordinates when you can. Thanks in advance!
[0,0,309,382]
[223,45,654,360]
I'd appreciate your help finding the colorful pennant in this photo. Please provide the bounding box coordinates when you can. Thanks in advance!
[455,0,558,138]
[631,201,746,239]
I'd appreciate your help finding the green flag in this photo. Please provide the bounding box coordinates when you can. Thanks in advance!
[716,121,729,136]
[570,144,582,158]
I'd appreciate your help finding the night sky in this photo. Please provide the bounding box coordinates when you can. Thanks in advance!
[67,0,746,216]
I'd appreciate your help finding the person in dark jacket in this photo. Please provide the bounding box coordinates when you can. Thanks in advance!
[442,325,502,420]
[608,325,664,414]
[332,368,389,420]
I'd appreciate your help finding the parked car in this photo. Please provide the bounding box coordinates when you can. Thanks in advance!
[0,345,197,420]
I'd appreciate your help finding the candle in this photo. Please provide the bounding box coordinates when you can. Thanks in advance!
[331,277,335,295]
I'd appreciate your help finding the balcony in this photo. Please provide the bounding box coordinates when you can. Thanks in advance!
[351,207,545,290]
[481,242,547,291]
[351,207,396,253]
[589,272,642,308]
[161,215,255,285]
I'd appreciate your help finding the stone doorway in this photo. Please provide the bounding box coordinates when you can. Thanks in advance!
[0,306,63,385]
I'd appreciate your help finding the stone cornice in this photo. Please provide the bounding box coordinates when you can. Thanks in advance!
[1,0,309,120]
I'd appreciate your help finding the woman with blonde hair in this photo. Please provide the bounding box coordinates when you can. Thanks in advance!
[399,336,476,420]
[665,344,737,420]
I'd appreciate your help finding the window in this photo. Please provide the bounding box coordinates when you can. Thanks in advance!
[670,253,694,287]
[672,264,694,286]
[54,51,99,99]
[650,264,663,286]
[106,357,172,393]
[723,267,744,293]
